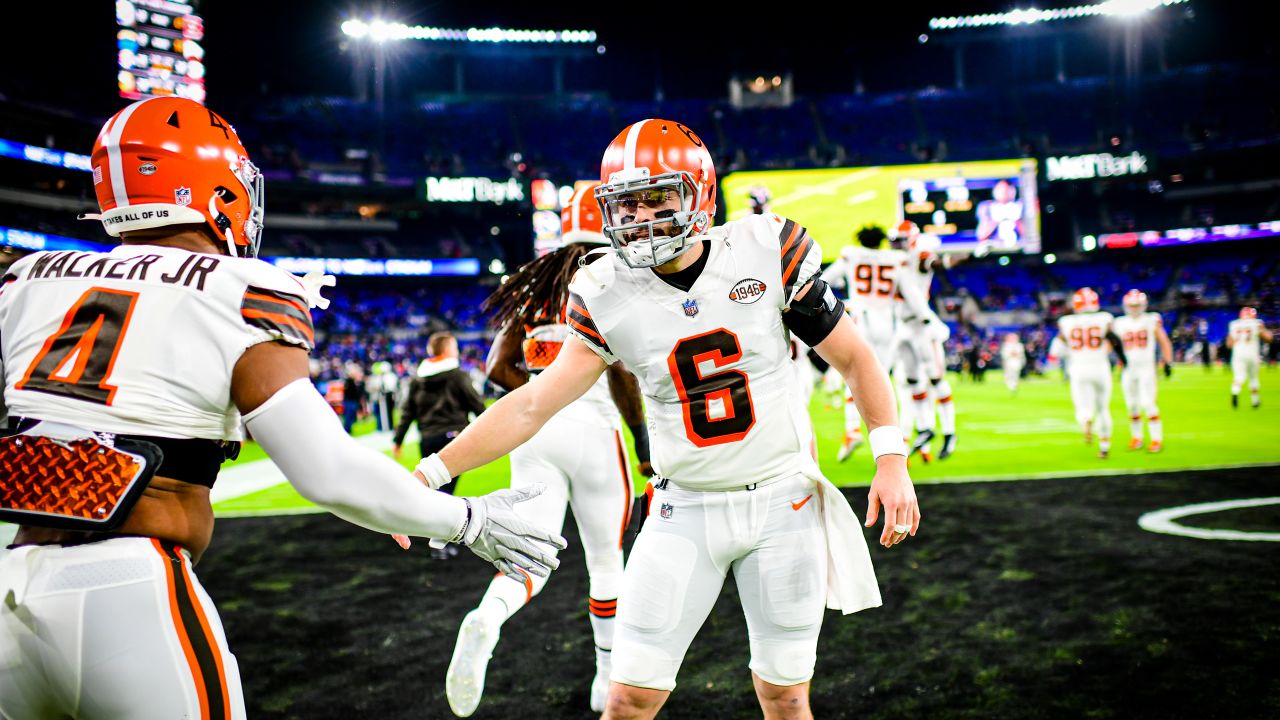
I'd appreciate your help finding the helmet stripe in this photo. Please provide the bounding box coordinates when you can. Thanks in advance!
[103,99,150,209]
[622,119,650,172]
[571,185,584,230]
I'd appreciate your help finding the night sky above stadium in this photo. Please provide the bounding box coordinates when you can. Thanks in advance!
[0,0,1268,121]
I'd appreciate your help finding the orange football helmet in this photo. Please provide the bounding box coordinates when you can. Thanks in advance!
[1240,306,1257,319]
[1122,289,1148,315]
[1072,287,1100,313]
[88,97,264,258]
[560,183,608,246]
[595,119,716,267]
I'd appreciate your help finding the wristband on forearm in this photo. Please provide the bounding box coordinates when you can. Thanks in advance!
[415,453,454,489]
[628,423,651,464]
[869,425,907,460]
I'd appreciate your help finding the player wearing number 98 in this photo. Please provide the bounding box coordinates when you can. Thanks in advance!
[1048,287,1129,458]
[0,97,563,720]
[418,119,920,720]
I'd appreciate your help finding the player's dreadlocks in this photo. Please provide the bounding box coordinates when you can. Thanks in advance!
[482,243,594,330]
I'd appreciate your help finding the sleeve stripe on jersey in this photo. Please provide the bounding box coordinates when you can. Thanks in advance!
[565,292,611,353]
[777,218,798,249]
[244,285,308,312]
[782,231,815,289]
[241,296,311,328]
[567,313,609,349]
[243,291,306,316]
[241,308,315,347]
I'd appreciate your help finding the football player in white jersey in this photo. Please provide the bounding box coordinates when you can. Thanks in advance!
[821,226,931,461]
[1048,288,1128,458]
[1113,290,1174,452]
[411,119,919,720]
[0,98,563,720]
[1000,333,1026,394]
[443,185,652,716]
[891,222,960,460]
[1227,306,1273,409]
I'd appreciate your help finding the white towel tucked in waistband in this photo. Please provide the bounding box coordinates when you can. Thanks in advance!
[812,473,882,615]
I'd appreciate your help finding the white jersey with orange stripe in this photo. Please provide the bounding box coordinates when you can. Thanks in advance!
[0,244,313,441]
[1228,318,1264,360]
[522,321,620,428]
[1113,313,1163,368]
[566,213,822,491]
[1055,311,1116,373]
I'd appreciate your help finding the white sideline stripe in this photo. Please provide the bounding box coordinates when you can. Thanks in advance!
[1138,497,1280,542]
[880,461,1280,487]
[209,430,403,505]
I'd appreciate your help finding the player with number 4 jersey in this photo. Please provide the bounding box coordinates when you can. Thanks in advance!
[416,119,919,720]
[0,97,563,720]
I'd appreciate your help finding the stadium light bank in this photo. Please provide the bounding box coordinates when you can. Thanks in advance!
[928,0,1188,30]
[340,19,597,44]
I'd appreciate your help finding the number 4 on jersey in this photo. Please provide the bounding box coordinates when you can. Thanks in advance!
[16,288,139,405]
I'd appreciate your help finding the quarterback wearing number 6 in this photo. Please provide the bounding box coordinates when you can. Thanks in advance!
[420,119,920,720]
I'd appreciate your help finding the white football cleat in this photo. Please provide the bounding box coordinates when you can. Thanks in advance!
[837,431,863,463]
[446,609,501,717]
[590,672,609,713]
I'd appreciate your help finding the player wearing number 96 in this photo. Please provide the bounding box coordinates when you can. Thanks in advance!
[0,97,563,720]
[420,119,920,720]
[1048,287,1129,458]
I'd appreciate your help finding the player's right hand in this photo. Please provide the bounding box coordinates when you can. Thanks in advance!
[638,461,655,477]
[463,485,567,582]
[392,444,402,459]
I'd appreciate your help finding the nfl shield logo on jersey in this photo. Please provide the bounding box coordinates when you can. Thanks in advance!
[659,502,674,519]
[174,187,192,206]
[682,299,699,318]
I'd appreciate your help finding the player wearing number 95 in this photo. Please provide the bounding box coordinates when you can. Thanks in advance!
[0,97,563,720]
[417,119,920,720]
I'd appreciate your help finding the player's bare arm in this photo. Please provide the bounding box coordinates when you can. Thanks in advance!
[485,322,531,392]
[810,307,920,548]
[1262,326,1275,343]
[437,335,608,476]
[606,362,653,476]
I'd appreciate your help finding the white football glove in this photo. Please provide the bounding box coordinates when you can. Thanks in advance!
[461,484,567,582]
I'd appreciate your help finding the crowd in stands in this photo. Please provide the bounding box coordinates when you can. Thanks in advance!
[227,64,1277,187]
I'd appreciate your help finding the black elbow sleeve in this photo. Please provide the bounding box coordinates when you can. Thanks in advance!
[784,277,846,347]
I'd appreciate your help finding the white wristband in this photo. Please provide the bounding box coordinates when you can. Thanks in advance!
[415,453,454,490]
[868,426,907,460]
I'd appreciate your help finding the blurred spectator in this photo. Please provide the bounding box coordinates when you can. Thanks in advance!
[342,362,367,434]
[392,331,486,548]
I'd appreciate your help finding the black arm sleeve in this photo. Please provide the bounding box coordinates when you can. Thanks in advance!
[1105,330,1129,366]
[392,382,416,446]
[782,277,846,347]
[806,348,830,373]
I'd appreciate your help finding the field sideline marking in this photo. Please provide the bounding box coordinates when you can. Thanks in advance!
[1137,497,1280,542]
[897,461,1280,487]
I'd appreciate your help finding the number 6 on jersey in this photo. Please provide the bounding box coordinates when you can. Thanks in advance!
[667,328,756,446]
